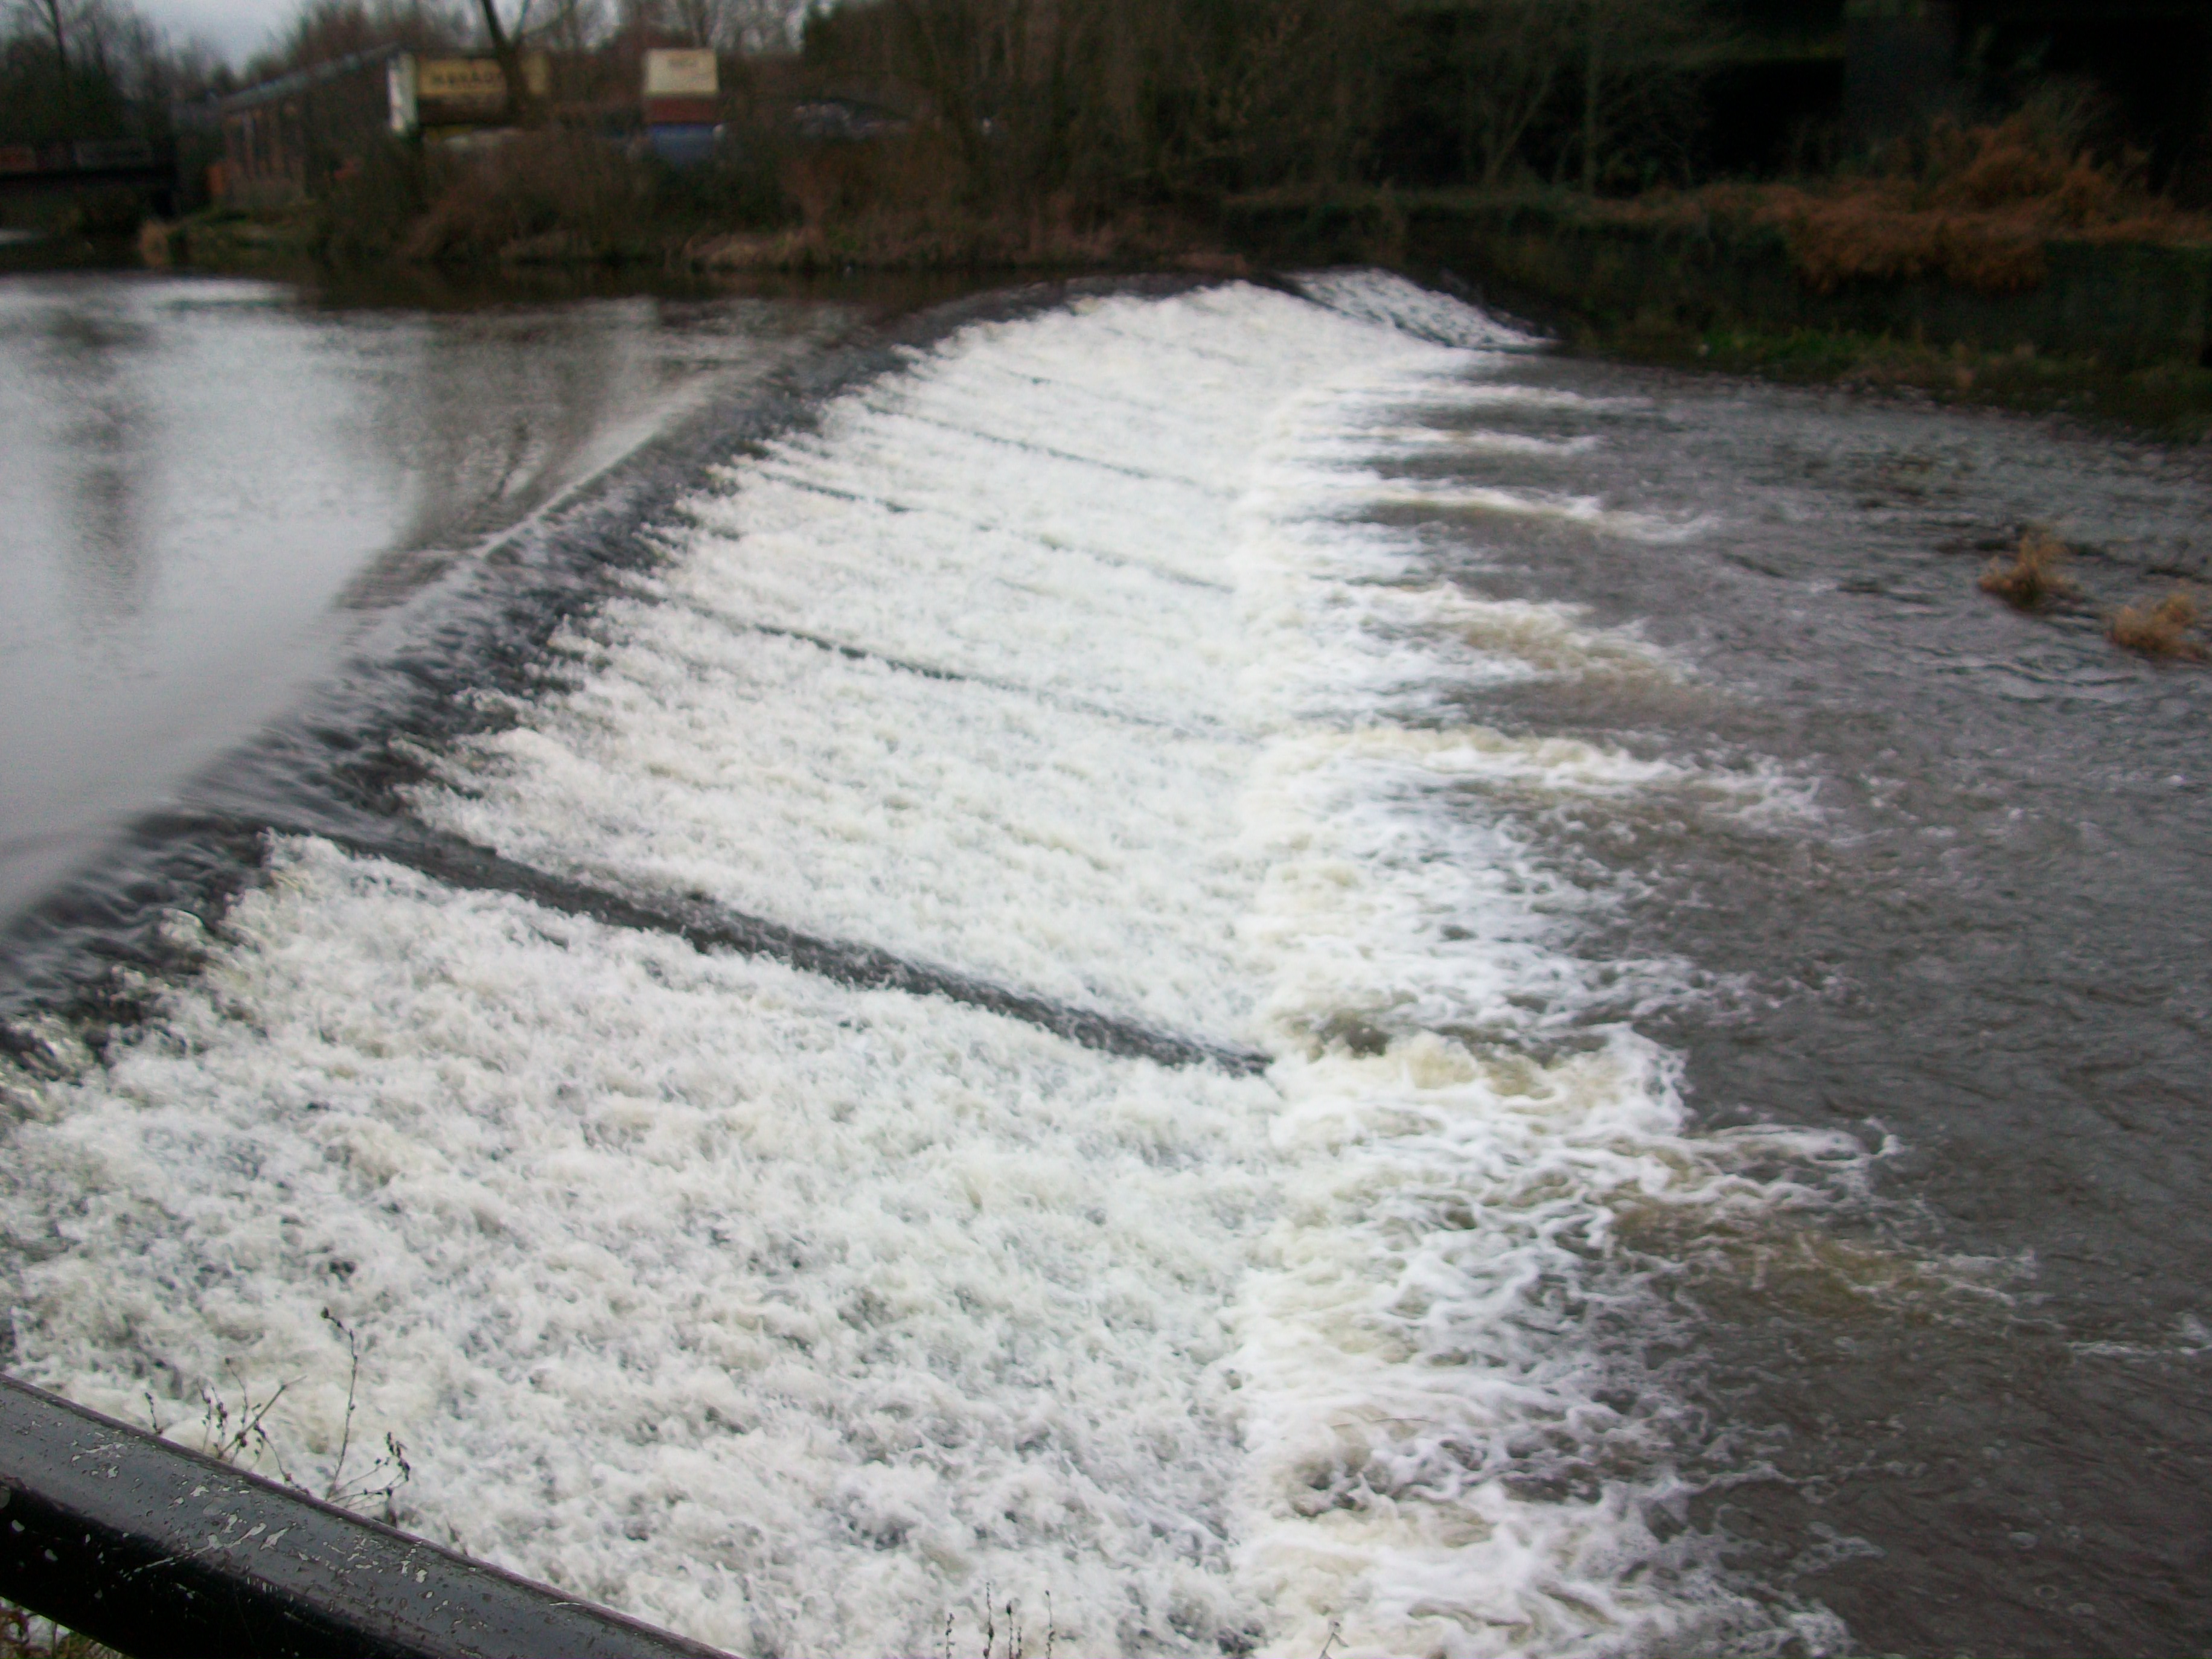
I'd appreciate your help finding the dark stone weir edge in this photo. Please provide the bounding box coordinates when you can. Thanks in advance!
[309,822,1273,1075]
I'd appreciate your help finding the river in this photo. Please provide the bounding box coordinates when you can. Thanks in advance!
[1,269,2207,1657]
[0,270,856,924]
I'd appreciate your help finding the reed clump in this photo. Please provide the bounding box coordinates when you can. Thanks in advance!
[2108,586,2206,660]
[1978,526,2076,607]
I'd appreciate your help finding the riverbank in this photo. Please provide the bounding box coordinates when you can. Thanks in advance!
[1483,303,2212,439]
[134,217,2212,438]
[137,196,1250,284]
[1218,172,2212,438]
[115,120,2212,438]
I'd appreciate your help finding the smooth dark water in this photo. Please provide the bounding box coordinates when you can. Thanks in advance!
[0,270,857,924]
[1380,362,2212,1655]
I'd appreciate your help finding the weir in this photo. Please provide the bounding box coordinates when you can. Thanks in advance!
[11,270,2205,1656]
[3,276,1797,1657]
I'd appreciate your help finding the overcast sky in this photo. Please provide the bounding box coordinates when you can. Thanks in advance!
[141,0,302,67]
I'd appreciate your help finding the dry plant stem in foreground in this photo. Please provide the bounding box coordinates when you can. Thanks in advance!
[0,1600,124,1659]
[2109,587,2207,660]
[1980,527,2076,607]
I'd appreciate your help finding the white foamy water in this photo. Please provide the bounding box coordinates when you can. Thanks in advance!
[1,277,1855,1655]
[1299,427,1605,459]
[1325,480,1714,544]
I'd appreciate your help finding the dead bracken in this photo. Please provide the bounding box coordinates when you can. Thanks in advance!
[1618,108,2212,298]
[1979,526,2076,607]
[2108,586,2207,660]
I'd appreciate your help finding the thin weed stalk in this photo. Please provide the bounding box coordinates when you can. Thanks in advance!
[0,1600,125,1659]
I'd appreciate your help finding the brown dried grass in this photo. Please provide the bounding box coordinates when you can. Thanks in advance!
[1978,526,2076,607]
[2108,587,2206,660]
[400,130,653,264]
[1623,113,2211,295]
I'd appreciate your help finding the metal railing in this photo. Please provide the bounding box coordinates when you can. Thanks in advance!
[0,1374,727,1659]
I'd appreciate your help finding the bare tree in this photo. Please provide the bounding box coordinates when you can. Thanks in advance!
[799,0,1391,208]
[2,0,213,143]
[266,0,459,71]
[1448,0,1569,187]
[534,0,604,53]
[471,0,523,107]
[661,0,779,50]
[1568,0,1717,192]
[8,0,74,67]
[1426,0,1719,194]
[467,0,571,120]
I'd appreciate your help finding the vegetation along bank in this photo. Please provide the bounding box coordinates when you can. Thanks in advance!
[11,0,2212,429]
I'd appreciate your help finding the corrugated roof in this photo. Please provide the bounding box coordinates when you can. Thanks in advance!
[216,43,404,116]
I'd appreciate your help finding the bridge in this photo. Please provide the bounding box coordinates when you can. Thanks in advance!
[0,138,175,215]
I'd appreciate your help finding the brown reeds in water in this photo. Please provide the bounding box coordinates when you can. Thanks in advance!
[2108,586,2206,660]
[1979,527,2076,607]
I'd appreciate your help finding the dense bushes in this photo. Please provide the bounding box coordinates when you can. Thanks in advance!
[1754,111,2210,293]
[799,0,1394,213]
[398,130,656,261]
[312,126,800,266]
[1614,101,2212,295]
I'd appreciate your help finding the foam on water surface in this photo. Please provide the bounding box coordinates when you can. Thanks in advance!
[2,840,1278,1654]
[1292,270,1545,353]
[1,275,1853,1656]
[1297,427,1605,459]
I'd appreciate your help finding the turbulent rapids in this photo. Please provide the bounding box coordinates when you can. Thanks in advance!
[2,276,1880,1655]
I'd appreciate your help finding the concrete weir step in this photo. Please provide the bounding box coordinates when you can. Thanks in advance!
[0,1373,727,1659]
[341,828,1273,1076]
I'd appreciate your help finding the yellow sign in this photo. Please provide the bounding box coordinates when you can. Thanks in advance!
[418,57,510,109]
[642,49,718,98]
[411,54,549,115]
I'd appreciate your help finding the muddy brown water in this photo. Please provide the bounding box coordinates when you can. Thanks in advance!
[1376,357,2212,1656]
[3,272,2209,1655]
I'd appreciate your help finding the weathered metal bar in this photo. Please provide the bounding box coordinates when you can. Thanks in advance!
[0,1374,727,1659]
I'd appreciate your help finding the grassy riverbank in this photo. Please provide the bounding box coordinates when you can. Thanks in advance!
[127,106,2212,438]
[1216,113,2212,437]
[1568,318,2212,439]
[139,195,2212,438]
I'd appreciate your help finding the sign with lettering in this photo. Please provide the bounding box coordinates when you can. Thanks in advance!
[418,56,512,112]
[642,49,717,98]
[391,54,551,130]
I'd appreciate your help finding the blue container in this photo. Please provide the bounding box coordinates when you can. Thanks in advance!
[646,123,720,167]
